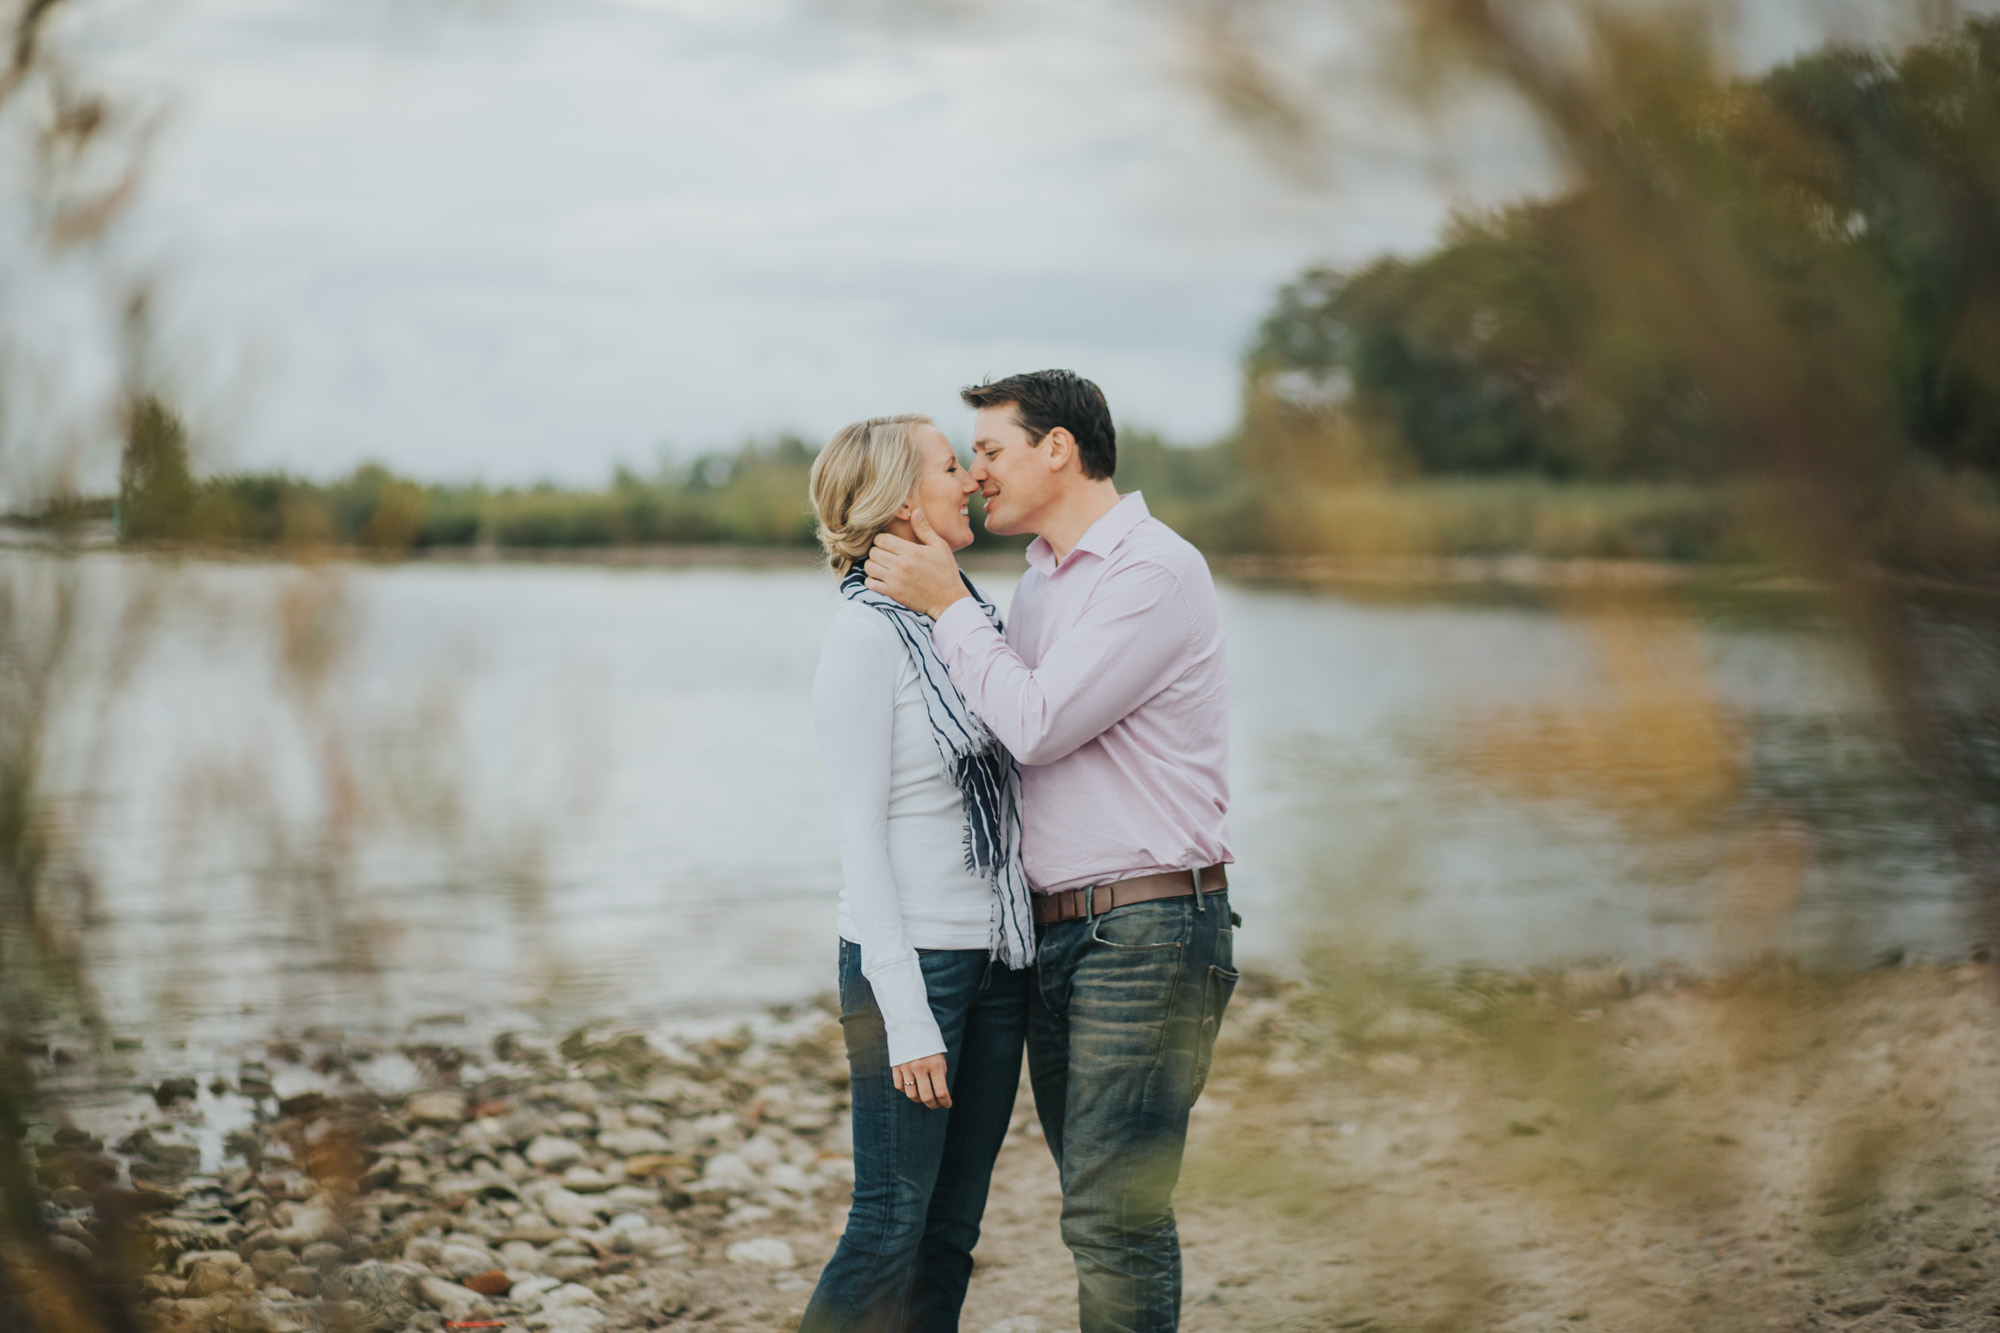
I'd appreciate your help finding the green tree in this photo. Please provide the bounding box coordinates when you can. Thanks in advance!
[1242,19,2000,495]
[114,395,195,541]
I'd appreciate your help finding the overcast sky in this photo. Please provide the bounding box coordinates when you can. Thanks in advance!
[92,0,1964,485]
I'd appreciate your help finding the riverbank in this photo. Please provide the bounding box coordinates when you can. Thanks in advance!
[12,958,2000,1333]
[21,531,2000,605]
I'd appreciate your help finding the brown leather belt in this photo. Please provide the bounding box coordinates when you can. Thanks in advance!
[1032,865,1229,926]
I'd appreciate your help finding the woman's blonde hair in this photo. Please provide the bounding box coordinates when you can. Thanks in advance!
[809,414,934,575]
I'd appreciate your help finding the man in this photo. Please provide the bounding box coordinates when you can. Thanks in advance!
[864,369,1236,1333]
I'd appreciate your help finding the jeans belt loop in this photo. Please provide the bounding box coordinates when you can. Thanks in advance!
[1191,866,1205,912]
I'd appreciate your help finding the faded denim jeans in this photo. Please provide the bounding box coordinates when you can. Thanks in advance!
[799,940,1028,1333]
[1028,889,1238,1333]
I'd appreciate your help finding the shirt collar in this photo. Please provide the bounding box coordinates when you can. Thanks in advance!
[1025,492,1150,574]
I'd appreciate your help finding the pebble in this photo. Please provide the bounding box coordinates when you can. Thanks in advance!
[299,1240,345,1269]
[432,1174,516,1206]
[598,1127,672,1157]
[225,1299,318,1333]
[176,1248,247,1275]
[525,1135,588,1170]
[269,1204,343,1249]
[541,1282,604,1308]
[498,1240,542,1272]
[725,1237,798,1269]
[621,1152,686,1179]
[405,1090,469,1127]
[418,1273,485,1319]
[535,1185,605,1229]
[49,1235,93,1263]
[324,1260,422,1333]
[437,1240,499,1279]
[689,1151,758,1196]
[510,1274,562,1302]
[603,1183,663,1210]
[141,1274,186,1299]
[171,1294,235,1323]
[249,1248,299,1281]
[153,1076,200,1107]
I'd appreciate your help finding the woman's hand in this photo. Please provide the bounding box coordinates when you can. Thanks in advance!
[891,1054,951,1109]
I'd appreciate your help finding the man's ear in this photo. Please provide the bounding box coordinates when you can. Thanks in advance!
[1043,427,1076,473]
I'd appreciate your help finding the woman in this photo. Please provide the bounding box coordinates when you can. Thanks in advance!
[800,415,1036,1333]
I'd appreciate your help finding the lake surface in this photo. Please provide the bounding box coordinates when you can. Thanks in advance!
[20,552,1975,1053]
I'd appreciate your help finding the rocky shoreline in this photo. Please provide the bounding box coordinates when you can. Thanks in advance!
[17,960,2000,1333]
[23,1006,871,1333]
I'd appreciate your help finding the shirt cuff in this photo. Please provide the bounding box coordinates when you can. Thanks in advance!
[867,953,946,1068]
[931,596,996,660]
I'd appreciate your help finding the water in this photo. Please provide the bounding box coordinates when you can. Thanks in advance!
[20,552,1975,1055]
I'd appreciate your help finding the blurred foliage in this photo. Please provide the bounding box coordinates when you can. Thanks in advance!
[1180,955,2000,1330]
[1237,13,2000,574]
[1,0,171,1319]
[1179,5,2000,1322]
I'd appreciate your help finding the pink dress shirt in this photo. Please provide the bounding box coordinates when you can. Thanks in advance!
[930,492,1232,894]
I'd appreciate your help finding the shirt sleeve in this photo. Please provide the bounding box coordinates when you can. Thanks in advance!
[930,559,1194,767]
[812,609,946,1067]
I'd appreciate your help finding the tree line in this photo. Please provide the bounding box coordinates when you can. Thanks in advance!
[100,395,1255,557]
[110,397,832,550]
[1242,18,2000,487]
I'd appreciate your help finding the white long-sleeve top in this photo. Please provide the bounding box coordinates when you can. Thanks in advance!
[813,600,996,1066]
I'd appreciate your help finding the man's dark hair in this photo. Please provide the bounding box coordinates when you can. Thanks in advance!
[961,369,1115,480]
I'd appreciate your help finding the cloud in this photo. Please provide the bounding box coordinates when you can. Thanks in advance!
[113,0,1532,483]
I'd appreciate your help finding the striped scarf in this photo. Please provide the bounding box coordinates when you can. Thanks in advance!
[840,561,1035,968]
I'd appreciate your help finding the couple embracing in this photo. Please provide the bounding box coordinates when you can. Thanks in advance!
[801,369,1237,1333]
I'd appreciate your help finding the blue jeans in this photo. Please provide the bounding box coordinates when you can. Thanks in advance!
[800,940,1029,1333]
[1027,890,1238,1333]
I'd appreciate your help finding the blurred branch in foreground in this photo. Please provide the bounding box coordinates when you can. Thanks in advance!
[0,0,169,1325]
[1204,0,2000,935]
[0,7,562,1333]
[1154,6,2000,1326]
[1233,9,2000,565]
